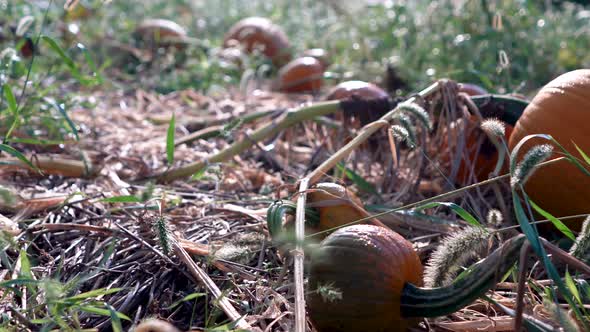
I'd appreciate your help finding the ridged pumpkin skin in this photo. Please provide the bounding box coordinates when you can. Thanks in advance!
[278,57,324,93]
[223,17,291,66]
[325,80,388,101]
[308,224,423,332]
[508,69,590,231]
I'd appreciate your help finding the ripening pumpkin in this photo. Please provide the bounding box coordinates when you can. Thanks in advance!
[508,69,590,231]
[309,224,423,331]
[223,17,291,66]
[442,115,514,184]
[134,19,188,49]
[324,80,390,129]
[308,225,527,332]
[278,57,324,93]
[266,183,369,240]
[325,80,389,101]
[307,182,368,232]
[302,48,331,69]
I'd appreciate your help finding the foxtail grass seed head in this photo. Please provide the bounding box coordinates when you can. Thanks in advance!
[424,227,490,287]
[390,125,415,148]
[480,118,506,137]
[154,216,171,255]
[542,298,581,332]
[569,216,590,265]
[397,103,432,131]
[394,114,417,147]
[316,282,343,303]
[486,209,504,227]
[510,144,554,188]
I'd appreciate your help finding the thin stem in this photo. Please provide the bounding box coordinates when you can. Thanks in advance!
[294,178,309,332]
[304,81,441,185]
[153,101,341,182]
[514,242,530,332]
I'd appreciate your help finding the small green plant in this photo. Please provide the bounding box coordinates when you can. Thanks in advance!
[0,249,129,330]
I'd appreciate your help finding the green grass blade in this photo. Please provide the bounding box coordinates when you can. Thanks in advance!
[3,84,20,140]
[0,143,41,173]
[166,113,176,165]
[335,162,380,197]
[574,142,590,166]
[100,195,142,203]
[166,292,206,310]
[41,36,78,74]
[3,84,17,114]
[65,287,123,302]
[78,305,131,321]
[77,43,103,85]
[415,201,482,227]
[513,189,588,330]
[565,269,582,305]
[107,304,124,332]
[18,249,33,279]
[528,199,575,241]
[550,138,590,177]
[46,99,79,141]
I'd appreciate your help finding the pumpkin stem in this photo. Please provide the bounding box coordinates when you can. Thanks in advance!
[266,200,320,239]
[400,234,526,318]
[470,94,529,125]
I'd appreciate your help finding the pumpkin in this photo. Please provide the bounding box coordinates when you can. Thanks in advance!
[442,115,514,184]
[302,48,331,69]
[308,226,527,331]
[324,80,390,128]
[309,224,423,331]
[307,182,368,232]
[458,82,488,96]
[223,17,291,66]
[134,19,188,48]
[325,80,389,101]
[266,183,369,240]
[278,57,324,93]
[508,69,590,231]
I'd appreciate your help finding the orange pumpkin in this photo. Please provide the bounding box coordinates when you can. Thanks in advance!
[325,80,389,101]
[278,57,324,93]
[308,224,424,331]
[508,69,590,231]
[223,17,291,66]
[302,48,331,69]
[134,19,188,49]
[307,182,368,233]
[443,115,514,184]
[308,226,528,332]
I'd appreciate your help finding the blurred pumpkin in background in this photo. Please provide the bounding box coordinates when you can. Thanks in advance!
[223,17,291,66]
[278,56,324,93]
[134,19,188,50]
[302,48,331,70]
